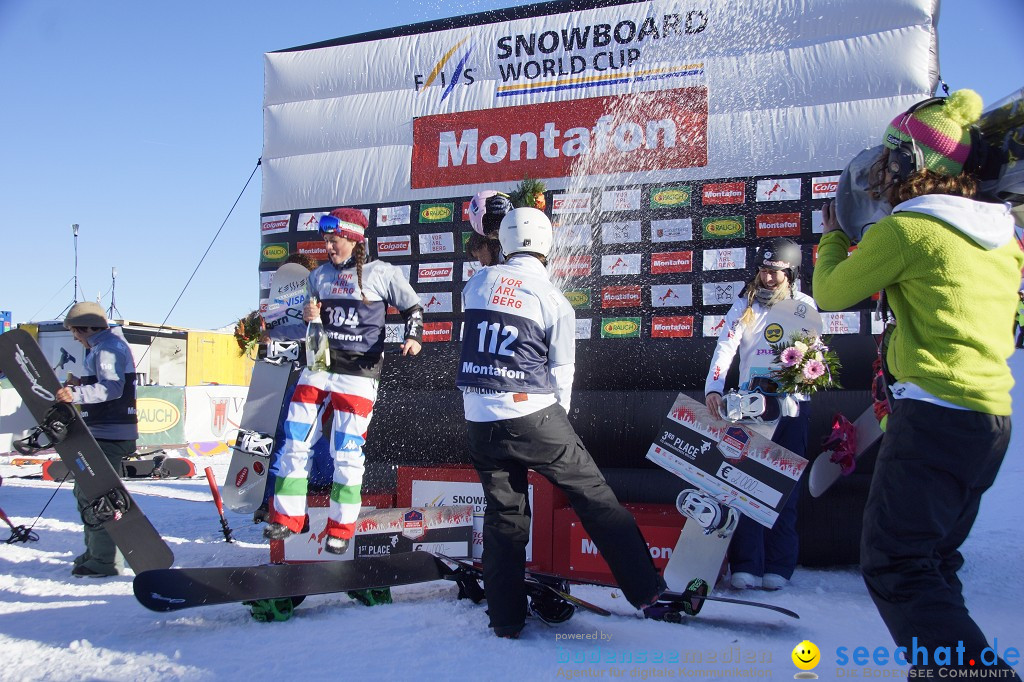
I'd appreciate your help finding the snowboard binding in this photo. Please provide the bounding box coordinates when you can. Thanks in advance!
[724,377,784,424]
[675,489,739,537]
[822,413,858,474]
[528,582,576,625]
[347,587,393,607]
[245,597,297,622]
[235,430,274,457]
[265,340,300,364]
[644,578,709,622]
[82,489,132,526]
[13,403,78,455]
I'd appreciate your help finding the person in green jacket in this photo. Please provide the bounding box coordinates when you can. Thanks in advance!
[816,89,1022,681]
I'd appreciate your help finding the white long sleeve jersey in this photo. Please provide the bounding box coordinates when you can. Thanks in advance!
[704,289,817,397]
[458,255,576,422]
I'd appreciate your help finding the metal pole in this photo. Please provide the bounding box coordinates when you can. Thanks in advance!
[71,224,79,305]
[107,267,122,320]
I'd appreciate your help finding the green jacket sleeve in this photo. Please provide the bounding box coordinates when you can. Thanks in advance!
[812,222,906,311]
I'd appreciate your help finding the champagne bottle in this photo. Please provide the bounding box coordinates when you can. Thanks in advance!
[305,297,330,371]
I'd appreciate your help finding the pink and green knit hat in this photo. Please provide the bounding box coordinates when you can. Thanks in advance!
[882,89,984,176]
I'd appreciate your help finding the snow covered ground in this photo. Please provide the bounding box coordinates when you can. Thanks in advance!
[1,353,1021,682]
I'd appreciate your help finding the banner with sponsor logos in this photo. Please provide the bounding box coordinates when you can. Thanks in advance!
[256,0,937,472]
[263,0,935,210]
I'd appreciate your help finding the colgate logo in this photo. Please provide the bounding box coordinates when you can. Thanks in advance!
[379,240,410,252]
[421,268,452,277]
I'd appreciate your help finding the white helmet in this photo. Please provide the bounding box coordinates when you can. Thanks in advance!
[498,207,552,258]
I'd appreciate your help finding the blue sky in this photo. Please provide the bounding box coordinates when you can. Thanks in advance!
[1,0,1020,331]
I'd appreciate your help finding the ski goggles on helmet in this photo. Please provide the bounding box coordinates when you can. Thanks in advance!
[318,214,365,242]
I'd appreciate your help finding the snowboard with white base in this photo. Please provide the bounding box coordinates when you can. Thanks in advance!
[223,262,310,513]
[647,393,808,592]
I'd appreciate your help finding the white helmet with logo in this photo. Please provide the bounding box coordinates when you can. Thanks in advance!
[498,207,552,258]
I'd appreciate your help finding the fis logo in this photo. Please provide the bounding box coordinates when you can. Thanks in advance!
[414,38,477,103]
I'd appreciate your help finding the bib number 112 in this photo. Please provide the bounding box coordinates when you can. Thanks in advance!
[476,321,518,357]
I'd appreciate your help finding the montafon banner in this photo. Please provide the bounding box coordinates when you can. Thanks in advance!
[262,0,937,210]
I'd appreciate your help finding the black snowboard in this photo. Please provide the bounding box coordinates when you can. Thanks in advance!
[0,329,173,573]
[133,550,446,612]
[44,454,195,481]
[434,553,610,623]
[436,554,798,622]
[536,569,800,620]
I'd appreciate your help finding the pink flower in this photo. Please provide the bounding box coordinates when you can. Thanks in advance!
[781,346,804,367]
[802,359,826,382]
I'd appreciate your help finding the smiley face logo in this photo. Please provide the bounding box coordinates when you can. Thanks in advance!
[764,322,784,343]
[792,640,820,671]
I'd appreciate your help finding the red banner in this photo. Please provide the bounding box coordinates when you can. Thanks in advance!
[412,87,707,188]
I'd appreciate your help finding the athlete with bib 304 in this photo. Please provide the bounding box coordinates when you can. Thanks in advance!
[263,208,423,555]
[457,207,665,638]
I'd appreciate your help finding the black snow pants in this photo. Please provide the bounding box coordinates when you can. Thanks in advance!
[467,403,664,636]
[860,398,1020,680]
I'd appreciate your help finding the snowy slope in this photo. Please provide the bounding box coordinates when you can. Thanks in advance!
[0,353,1021,682]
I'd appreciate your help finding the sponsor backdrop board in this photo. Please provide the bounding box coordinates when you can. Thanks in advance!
[257,0,935,477]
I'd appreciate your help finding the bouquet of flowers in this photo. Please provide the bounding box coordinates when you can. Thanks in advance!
[768,331,841,395]
[233,310,264,359]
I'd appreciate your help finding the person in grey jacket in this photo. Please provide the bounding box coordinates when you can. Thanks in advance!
[55,301,138,578]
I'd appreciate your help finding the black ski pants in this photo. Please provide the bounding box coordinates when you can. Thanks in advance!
[861,399,1020,680]
[74,438,133,573]
[467,403,664,636]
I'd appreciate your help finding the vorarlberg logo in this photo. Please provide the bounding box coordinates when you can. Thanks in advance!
[413,38,476,103]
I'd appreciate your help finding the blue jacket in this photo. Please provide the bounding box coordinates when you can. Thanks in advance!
[70,328,138,440]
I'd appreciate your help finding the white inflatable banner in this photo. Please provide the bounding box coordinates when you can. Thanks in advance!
[262,0,938,211]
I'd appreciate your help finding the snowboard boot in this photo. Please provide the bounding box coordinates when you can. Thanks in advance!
[72,562,118,578]
[324,536,350,555]
[730,572,761,590]
[761,573,788,591]
[262,516,310,540]
[263,523,294,541]
[252,503,270,524]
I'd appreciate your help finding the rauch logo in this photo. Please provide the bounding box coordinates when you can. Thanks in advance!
[564,289,591,308]
[650,187,691,207]
[702,217,744,238]
[136,398,181,434]
[420,204,454,222]
[601,317,641,338]
[261,244,289,262]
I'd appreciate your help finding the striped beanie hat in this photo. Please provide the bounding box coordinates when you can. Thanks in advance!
[327,207,368,243]
[882,89,984,176]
